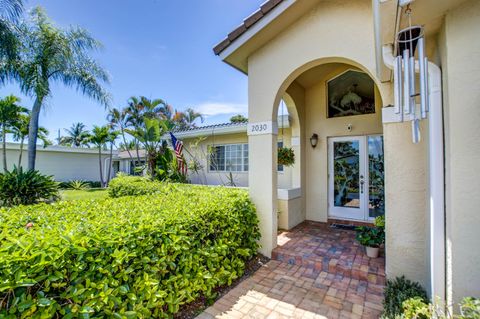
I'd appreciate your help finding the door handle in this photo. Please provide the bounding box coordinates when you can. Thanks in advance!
[360,175,365,194]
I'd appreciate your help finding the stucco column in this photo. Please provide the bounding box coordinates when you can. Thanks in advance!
[290,136,301,188]
[248,128,278,257]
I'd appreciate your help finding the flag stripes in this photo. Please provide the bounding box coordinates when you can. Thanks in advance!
[169,132,187,175]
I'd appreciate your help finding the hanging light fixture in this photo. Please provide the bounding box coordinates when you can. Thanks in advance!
[393,5,429,143]
[310,134,318,148]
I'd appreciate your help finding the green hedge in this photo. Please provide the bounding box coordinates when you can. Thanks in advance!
[108,175,167,198]
[0,184,260,318]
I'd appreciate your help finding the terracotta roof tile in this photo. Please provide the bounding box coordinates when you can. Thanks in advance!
[172,121,247,134]
[244,9,264,28]
[228,24,247,42]
[260,0,283,13]
[213,0,285,55]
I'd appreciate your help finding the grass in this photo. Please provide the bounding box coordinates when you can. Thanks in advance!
[60,188,108,201]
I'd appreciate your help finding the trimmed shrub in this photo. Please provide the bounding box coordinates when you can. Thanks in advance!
[0,185,259,318]
[108,175,170,198]
[382,276,428,318]
[0,167,59,206]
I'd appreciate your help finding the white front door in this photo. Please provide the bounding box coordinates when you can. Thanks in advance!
[328,135,384,221]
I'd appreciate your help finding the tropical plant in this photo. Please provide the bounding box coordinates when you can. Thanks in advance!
[118,140,136,152]
[124,97,146,162]
[278,146,295,167]
[375,215,385,228]
[12,113,50,167]
[355,225,385,248]
[0,94,27,171]
[58,180,101,189]
[125,117,169,177]
[177,107,204,129]
[107,107,132,159]
[230,114,248,123]
[382,276,428,318]
[105,129,119,185]
[0,183,259,317]
[0,166,59,206]
[0,0,23,78]
[402,297,432,319]
[10,7,110,170]
[59,122,90,147]
[459,297,480,319]
[65,179,90,190]
[400,296,480,319]
[88,125,109,187]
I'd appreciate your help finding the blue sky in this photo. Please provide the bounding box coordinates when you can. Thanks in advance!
[1,0,262,140]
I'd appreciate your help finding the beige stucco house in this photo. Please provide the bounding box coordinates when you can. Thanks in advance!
[209,0,480,308]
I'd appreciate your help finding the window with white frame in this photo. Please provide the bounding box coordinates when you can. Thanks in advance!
[209,144,248,172]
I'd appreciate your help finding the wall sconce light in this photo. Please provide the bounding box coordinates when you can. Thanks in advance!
[310,133,319,148]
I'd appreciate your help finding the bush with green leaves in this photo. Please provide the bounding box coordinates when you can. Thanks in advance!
[382,276,428,318]
[108,175,167,198]
[0,167,59,206]
[355,225,385,247]
[401,296,480,319]
[65,180,91,190]
[0,184,259,318]
[59,180,102,189]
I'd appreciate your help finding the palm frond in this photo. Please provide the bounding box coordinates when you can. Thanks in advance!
[0,0,23,21]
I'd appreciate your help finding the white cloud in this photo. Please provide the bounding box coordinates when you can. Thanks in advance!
[196,102,247,117]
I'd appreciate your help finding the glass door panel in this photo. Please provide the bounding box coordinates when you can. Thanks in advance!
[368,136,385,219]
[333,141,360,208]
[328,136,366,221]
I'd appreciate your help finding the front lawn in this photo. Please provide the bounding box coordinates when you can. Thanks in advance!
[0,179,260,318]
[60,188,108,201]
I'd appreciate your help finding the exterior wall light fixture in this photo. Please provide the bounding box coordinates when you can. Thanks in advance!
[310,134,319,148]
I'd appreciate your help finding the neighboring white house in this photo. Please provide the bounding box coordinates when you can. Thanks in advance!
[4,142,116,182]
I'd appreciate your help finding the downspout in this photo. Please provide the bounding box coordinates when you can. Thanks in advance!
[382,44,446,301]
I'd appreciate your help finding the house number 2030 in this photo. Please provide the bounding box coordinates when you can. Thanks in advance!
[251,124,268,132]
[247,121,276,136]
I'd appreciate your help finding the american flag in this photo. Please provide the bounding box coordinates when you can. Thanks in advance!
[170,132,187,175]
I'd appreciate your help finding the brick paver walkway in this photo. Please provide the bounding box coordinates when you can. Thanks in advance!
[197,222,385,319]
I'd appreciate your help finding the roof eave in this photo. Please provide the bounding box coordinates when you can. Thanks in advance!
[214,0,297,74]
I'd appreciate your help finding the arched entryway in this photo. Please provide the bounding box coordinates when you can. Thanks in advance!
[248,57,387,257]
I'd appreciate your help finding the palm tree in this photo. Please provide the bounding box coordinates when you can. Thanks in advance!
[139,96,167,120]
[125,118,169,177]
[0,94,27,171]
[105,129,119,185]
[118,140,136,152]
[107,107,132,160]
[88,125,109,187]
[0,0,23,79]
[124,97,144,162]
[179,108,204,129]
[12,7,110,170]
[59,122,90,147]
[12,113,50,167]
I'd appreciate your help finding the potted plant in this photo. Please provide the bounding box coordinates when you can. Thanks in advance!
[278,146,295,167]
[356,222,385,258]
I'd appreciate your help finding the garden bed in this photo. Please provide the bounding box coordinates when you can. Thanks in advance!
[0,182,260,318]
